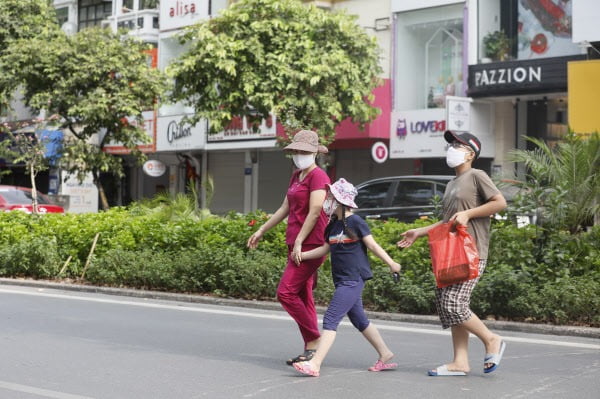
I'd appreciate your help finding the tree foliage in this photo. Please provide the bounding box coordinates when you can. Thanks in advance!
[507,132,600,232]
[0,0,62,103]
[0,0,59,52]
[0,27,168,209]
[168,0,383,143]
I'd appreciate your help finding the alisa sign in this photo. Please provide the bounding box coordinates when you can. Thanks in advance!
[160,0,209,31]
[169,1,196,17]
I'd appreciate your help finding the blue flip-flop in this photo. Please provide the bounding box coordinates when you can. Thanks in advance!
[484,340,507,373]
[427,365,467,376]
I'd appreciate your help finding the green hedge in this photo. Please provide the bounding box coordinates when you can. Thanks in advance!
[0,210,597,326]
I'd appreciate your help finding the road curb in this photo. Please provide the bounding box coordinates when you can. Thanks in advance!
[1,278,598,339]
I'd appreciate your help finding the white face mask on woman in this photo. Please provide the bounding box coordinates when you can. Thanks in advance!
[292,153,315,170]
[322,197,338,217]
[446,146,468,168]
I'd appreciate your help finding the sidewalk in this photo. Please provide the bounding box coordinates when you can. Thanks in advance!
[1,277,598,339]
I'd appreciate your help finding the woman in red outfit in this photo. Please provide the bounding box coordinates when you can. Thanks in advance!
[247,130,330,365]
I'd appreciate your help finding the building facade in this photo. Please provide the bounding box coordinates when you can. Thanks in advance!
[5,0,594,213]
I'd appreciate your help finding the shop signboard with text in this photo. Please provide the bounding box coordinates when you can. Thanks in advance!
[468,55,586,97]
[60,172,98,214]
[390,107,495,159]
[156,114,206,151]
[389,109,447,159]
[207,114,277,142]
[159,0,209,32]
[103,110,156,154]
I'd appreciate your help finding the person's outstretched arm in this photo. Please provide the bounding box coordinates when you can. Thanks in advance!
[363,235,401,273]
[396,220,442,249]
[247,196,289,249]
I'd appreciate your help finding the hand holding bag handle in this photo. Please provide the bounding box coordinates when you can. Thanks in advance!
[428,222,480,288]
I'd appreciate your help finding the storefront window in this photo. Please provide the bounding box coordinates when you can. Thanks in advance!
[425,28,462,108]
[394,4,464,110]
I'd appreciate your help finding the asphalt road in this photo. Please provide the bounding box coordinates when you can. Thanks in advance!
[0,285,598,399]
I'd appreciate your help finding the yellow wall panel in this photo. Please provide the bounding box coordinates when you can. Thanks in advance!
[568,60,600,135]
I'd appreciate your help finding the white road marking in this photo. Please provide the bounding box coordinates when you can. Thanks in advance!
[0,287,598,350]
[0,380,94,399]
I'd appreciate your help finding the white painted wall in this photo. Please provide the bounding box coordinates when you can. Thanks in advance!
[491,101,516,178]
[331,0,392,78]
[573,0,600,42]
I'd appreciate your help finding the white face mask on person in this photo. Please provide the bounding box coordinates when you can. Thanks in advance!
[322,197,338,217]
[292,153,316,170]
[446,146,469,168]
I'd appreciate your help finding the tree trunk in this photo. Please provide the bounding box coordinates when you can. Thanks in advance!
[93,172,110,211]
[29,163,39,214]
[97,183,110,211]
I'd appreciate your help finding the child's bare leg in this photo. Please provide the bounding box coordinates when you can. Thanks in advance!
[306,330,336,372]
[361,323,394,362]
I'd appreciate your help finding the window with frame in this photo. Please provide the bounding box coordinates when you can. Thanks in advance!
[56,7,69,27]
[434,182,447,198]
[140,0,159,9]
[394,4,464,110]
[78,0,112,30]
[123,0,134,11]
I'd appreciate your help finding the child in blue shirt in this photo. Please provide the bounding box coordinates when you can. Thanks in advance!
[293,178,401,377]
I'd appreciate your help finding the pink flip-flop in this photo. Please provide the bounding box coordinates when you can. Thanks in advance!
[368,359,398,372]
[293,361,320,377]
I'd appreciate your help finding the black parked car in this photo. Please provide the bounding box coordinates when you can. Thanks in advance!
[354,175,523,223]
[354,175,452,222]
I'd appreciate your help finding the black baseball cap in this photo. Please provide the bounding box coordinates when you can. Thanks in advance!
[444,130,481,159]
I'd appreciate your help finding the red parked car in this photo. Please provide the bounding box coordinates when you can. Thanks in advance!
[0,185,64,214]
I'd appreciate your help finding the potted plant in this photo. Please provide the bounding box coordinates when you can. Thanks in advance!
[482,30,510,62]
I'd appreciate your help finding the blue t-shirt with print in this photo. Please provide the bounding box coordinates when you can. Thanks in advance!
[327,214,373,284]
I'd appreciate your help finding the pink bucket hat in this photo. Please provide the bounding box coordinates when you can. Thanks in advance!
[327,178,358,208]
[283,130,329,153]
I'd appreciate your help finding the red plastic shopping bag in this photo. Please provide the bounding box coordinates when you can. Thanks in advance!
[427,223,480,288]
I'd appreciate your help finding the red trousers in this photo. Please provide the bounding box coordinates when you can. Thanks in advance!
[276,245,325,346]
